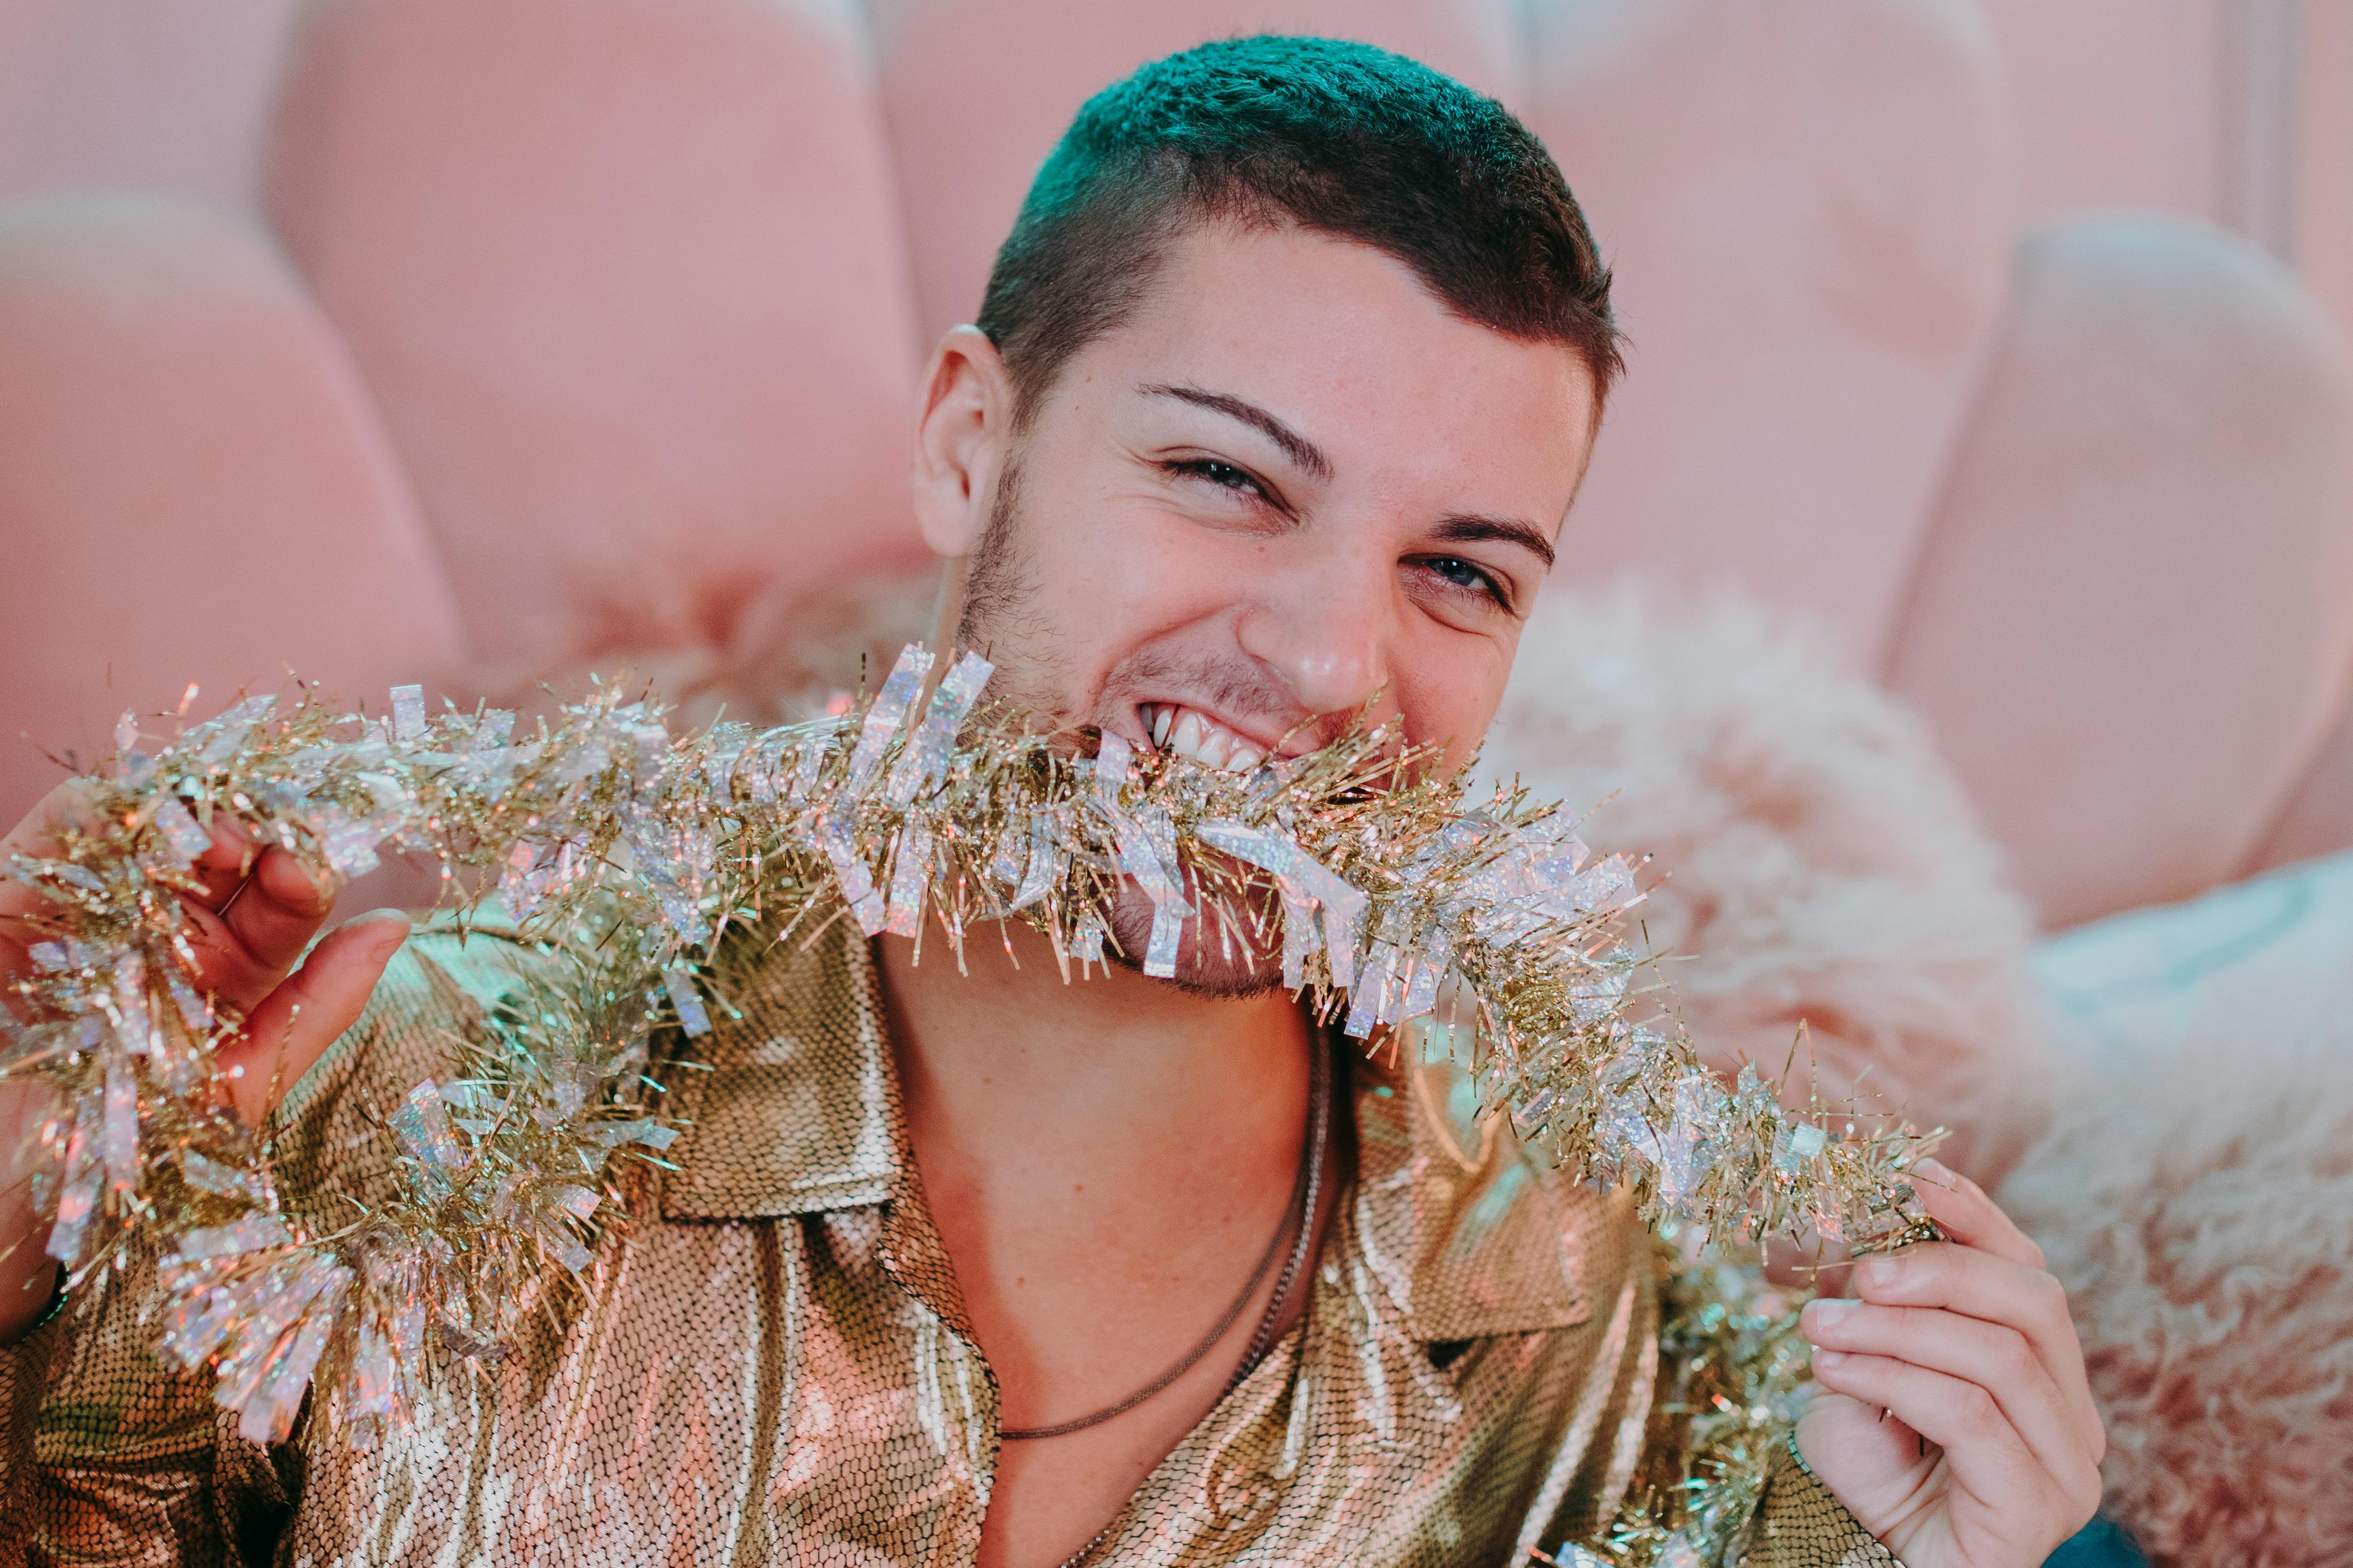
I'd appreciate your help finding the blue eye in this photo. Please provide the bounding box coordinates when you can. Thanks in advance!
[1174,458,1260,494]
[1417,555,1511,612]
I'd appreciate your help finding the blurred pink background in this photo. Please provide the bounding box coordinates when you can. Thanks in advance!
[2,0,2349,943]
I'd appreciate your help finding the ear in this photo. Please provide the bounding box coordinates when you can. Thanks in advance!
[911,326,1014,560]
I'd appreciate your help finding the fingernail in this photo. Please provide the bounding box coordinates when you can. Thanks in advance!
[1811,1347,1847,1367]
[1860,1257,1900,1289]
[1800,1298,1857,1340]
[340,908,411,944]
[1916,1157,1955,1183]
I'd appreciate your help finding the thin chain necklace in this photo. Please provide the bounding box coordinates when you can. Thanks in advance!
[1001,1032,1333,1443]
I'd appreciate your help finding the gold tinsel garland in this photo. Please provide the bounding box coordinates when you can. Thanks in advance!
[1533,1233,1819,1567]
[1,644,1932,1460]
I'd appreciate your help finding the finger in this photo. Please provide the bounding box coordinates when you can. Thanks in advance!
[1763,1232,1849,1292]
[184,812,260,909]
[1855,1242,2102,1453]
[220,845,339,971]
[171,846,342,1016]
[0,1078,66,1340]
[1907,1157,2043,1270]
[1,786,333,1009]
[221,910,409,1125]
[1,779,112,953]
[1807,1348,2089,1527]
[1802,1297,2088,1485]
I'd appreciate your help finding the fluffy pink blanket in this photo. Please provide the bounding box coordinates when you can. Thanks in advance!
[1481,585,2051,1181]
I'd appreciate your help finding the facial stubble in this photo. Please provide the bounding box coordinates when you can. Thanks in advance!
[954,451,1286,1000]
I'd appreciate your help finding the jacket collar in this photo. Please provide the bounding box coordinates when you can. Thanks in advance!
[660,921,902,1219]
[1351,1036,1597,1340]
[659,925,1591,1342]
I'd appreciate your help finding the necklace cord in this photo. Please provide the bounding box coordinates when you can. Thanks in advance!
[998,1032,1334,1443]
[1226,1033,1330,1392]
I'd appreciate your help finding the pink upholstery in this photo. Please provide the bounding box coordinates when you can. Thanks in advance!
[870,0,1524,342]
[264,0,928,665]
[2251,686,2353,875]
[0,196,462,802]
[3,0,2351,933]
[1887,215,2353,929]
[2306,3,2353,420]
[1520,0,2010,667]
[1971,0,2226,227]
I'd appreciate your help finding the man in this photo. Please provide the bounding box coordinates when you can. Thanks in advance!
[0,36,2100,1567]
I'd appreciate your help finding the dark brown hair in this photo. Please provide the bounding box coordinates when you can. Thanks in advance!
[975,35,1622,427]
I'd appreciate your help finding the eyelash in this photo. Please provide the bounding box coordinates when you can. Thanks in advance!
[1163,457,1270,501]
[1416,555,1512,612]
[1160,458,1513,613]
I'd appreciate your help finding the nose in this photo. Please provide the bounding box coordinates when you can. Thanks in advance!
[1234,550,1395,722]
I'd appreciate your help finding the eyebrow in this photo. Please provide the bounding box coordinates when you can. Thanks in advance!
[1431,514,1557,571]
[1140,383,1333,482]
[1141,381,1557,570]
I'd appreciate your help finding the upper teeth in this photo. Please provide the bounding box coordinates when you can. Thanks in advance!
[1145,705,1265,773]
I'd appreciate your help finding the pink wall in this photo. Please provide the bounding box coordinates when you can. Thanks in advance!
[0,0,296,214]
[2304,1,2353,352]
[1978,0,2352,350]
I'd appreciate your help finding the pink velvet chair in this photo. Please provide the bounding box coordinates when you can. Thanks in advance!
[0,194,462,789]
[264,0,931,666]
[872,0,1526,344]
[1519,0,2012,669]
[1,0,2349,938]
[1887,213,2353,927]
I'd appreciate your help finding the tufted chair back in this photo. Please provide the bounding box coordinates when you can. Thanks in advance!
[1,0,2348,930]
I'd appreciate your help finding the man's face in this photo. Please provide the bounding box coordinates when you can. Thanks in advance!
[915,221,1597,990]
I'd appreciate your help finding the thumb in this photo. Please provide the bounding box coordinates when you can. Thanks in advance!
[221,909,411,1126]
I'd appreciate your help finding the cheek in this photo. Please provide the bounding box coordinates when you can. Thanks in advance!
[1394,626,1518,763]
[1026,495,1255,639]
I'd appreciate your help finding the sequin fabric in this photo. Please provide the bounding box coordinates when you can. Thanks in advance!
[0,921,1884,1566]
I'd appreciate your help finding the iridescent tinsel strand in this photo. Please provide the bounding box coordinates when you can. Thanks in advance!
[0,645,1936,1448]
[1532,1232,1819,1568]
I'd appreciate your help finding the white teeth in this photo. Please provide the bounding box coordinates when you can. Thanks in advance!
[1160,706,1264,773]
[1170,710,1206,762]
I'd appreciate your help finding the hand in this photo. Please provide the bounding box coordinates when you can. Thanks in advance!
[1796,1158,2103,1568]
[0,777,411,1341]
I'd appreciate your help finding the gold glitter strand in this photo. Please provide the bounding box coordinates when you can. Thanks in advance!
[0,645,1934,1441]
[1535,1234,1819,1567]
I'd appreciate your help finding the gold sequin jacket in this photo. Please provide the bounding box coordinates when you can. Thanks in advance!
[0,922,1891,1566]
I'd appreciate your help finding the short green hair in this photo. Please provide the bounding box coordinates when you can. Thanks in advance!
[976,34,1621,427]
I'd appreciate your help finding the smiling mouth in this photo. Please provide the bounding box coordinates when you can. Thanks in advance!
[1137,702,1273,773]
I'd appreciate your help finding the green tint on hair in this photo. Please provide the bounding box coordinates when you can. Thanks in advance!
[975,35,1623,428]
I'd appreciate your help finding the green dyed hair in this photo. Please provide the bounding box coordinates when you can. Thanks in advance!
[975,34,1622,427]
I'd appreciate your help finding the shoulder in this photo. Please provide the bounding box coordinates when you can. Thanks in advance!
[265,912,557,1219]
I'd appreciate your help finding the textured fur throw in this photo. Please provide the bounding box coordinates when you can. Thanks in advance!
[1485,583,2353,1565]
[2003,1038,2353,1565]
[1480,583,2051,1181]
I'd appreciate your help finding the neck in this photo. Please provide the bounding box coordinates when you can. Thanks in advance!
[876,922,1312,1175]
[876,927,1325,1568]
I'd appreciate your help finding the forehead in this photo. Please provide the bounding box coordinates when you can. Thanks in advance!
[1061,222,1595,512]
